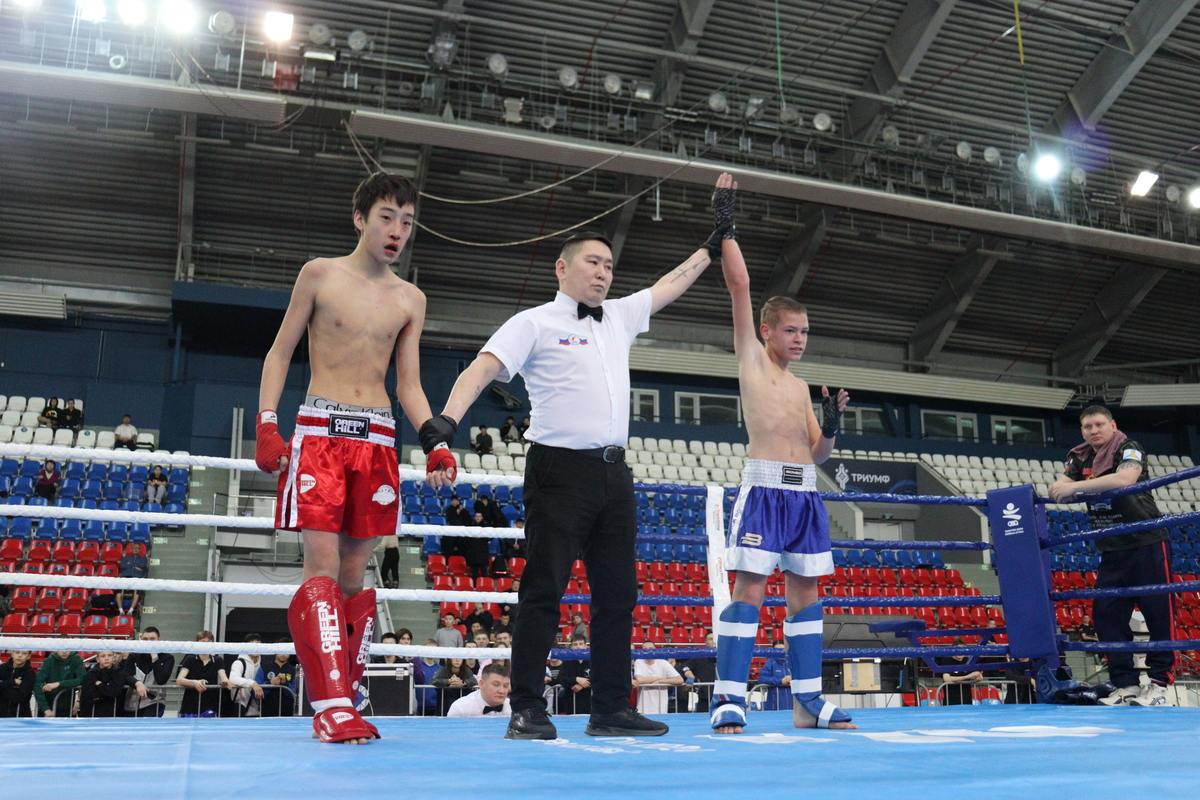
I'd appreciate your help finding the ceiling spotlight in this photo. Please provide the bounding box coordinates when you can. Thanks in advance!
[159,0,198,35]
[487,53,509,79]
[117,0,146,26]
[707,91,728,114]
[347,29,370,52]
[557,65,579,90]
[955,141,972,162]
[983,146,1002,166]
[633,81,655,102]
[1165,185,1182,203]
[1070,166,1086,186]
[77,0,107,23]
[812,112,833,132]
[207,10,235,36]
[744,95,766,119]
[308,22,332,45]
[427,31,457,69]
[301,46,337,62]
[603,73,622,96]
[1188,186,1200,210]
[779,104,800,126]
[263,11,293,43]
[1016,152,1030,175]
[880,124,900,146]
[1129,170,1159,198]
[1032,153,1062,182]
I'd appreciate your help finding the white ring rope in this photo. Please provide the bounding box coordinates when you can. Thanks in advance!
[0,572,517,604]
[0,636,508,660]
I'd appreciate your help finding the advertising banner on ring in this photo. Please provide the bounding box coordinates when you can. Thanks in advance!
[830,459,918,495]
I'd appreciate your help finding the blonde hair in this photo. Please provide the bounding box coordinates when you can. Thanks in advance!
[760,296,808,329]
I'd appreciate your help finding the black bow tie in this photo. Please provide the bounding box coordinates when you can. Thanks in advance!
[483,704,505,714]
[577,302,603,322]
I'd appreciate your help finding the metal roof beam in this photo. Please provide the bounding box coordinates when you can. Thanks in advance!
[395,144,430,281]
[844,0,958,149]
[907,236,1006,364]
[759,205,831,307]
[1054,264,1167,376]
[1045,0,1198,137]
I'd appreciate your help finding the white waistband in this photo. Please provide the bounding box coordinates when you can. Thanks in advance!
[741,459,817,491]
[293,404,395,446]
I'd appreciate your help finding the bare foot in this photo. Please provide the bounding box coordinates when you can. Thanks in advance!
[713,724,745,734]
[793,702,858,730]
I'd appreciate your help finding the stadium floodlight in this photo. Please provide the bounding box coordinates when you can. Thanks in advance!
[159,0,198,34]
[881,124,900,146]
[812,111,833,132]
[77,0,107,22]
[557,66,579,90]
[633,81,655,102]
[117,0,146,25]
[707,91,728,114]
[487,53,509,79]
[1032,153,1062,182]
[1129,170,1159,197]
[955,141,972,162]
[743,95,766,119]
[603,73,622,96]
[263,11,293,43]
[983,146,1002,166]
[207,10,235,36]
[1070,166,1086,186]
[1188,186,1200,210]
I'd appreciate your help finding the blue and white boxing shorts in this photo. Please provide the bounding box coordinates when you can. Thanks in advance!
[725,459,833,577]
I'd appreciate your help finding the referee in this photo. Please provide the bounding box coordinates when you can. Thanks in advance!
[423,180,732,738]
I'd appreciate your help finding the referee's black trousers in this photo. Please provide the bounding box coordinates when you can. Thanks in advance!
[509,444,637,716]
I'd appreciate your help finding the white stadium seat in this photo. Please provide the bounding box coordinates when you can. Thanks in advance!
[667,452,683,466]
[692,467,708,482]
[657,438,672,452]
[703,441,719,456]
[647,464,664,480]
[700,454,715,468]
[688,440,704,456]
[0,395,6,411]
[662,465,680,481]
[480,454,499,471]
[13,426,33,444]
[0,410,18,428]
[26,396,46,414]
[632,463,648,480]
[76,430,97,448]
[53,429,74,446]
[32,428,53,445]
[717,442,732,456]
[671,439,688,454]
[136,432,156,450]
[73,399,84,411]
[497,455,514,472]
[20,411,39,428]
[628,436,644,450]
[6,396,26,412]
[643,438,659,452]
[514,456,526,472]
[410,450,427,467]
[731,442,746,457]
[0,425,12,444]
[96,431,116,448]
[464,453,482,470]
[506,441,523,456]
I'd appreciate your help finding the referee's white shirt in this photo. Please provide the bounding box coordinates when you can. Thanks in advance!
[446,689,512,718]
[482,289,652,450]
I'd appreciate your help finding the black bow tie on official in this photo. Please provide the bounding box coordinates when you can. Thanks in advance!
[483,704,505,714]
[577,302,603,322]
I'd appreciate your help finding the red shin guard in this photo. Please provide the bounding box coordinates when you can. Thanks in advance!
[288,576,376,742]
[343,588,380,739]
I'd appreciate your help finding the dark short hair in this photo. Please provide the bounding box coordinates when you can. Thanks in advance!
[244,633,261,643]
[1079,405,1113,422]
[559,230,613,262]
[481,663,510,680]
[353,171,419,221]
[396,628,413,639]
[381,632,398,642]
[141,626,160,636]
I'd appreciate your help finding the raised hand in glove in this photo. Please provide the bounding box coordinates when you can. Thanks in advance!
[819,386,850,440]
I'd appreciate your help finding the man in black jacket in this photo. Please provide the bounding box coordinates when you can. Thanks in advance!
[0,651,36,717]
[126,628,175,717]
[555,634,592,715]
[80,651,147,717]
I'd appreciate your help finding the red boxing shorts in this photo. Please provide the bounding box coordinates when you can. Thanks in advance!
[276,405,400,538]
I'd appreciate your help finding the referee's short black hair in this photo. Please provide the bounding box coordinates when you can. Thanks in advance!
[1079,405,1113,422]
[559,230,613,262]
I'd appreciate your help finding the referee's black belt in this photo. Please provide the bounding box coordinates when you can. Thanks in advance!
[532,443,626,464]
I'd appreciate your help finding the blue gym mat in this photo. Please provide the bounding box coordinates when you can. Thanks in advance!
[1,706,1197,799]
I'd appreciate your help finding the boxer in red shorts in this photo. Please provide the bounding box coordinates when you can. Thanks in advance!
[256,171,457,743]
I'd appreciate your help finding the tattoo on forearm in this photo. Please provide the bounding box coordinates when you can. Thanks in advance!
[667,254,708,284]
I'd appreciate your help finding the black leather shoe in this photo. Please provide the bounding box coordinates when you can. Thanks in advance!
[505,708,558,740]
[585,709,669,737]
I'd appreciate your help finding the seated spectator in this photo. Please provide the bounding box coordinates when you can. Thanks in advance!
[114,414,138,451]
[257,642,298,717]
[632,641,682,715]
[463,603,494,635]
[34,460,59,501]
[501,519,525,561]
[491,630,512,671]
[442,495,471,559]
[412,641,441,716]
[145,466,168,505]
[571,612,588,641]
[434,613,464,648]
[125,627,174,717]
[79,650,146,718]
[34,649,85,717]
[474,494,506,529]
[939,648,984,706]
[59,399,83,432]
[463,641,480,674]
[679,633,717,712]
[447,663,511,717]
[432,658,477,714]
[176,630,229,718]
[493,609,514,636]
[555,633,592,715]
[463,512,492,580]
[0,650,36,717]
[37,398,60,428]
[499,416,520,444]
[470,631,494,670]
[115,588,141,617]
[472,425,493,456]
[227,633,265,717]
[373,631,402,665]
[756,641,792,710]
[518,415,531,440]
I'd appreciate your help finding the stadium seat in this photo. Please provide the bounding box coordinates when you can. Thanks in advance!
[63,588,89,613]
[81,614,109,636]
[56,613,82,636]
[111,614,136,637]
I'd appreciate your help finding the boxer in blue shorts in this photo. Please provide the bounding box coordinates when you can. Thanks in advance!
[709,174,855,732]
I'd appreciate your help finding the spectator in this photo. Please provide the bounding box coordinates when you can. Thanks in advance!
[59,399,83,432]
[434,613,464,649]
[679,633,717,712]
[125,627,174,717]
[756,641,792,710]
[114,414,138,450]
[474,495,506,529]
[378,534,400,589]
[176,630,229,718]
[145,466,168,505]
[227,633,265,717]
[34,649,85,717]
[79,650,146,718]
[493,609,514,636]
[258,643,298,717]
[501,519,525,561]
[432,658,477,713]
[463,603,494,635]
[0,651,36,717]
[571,612,589,641]
[447,663,512,717]
[518,415,531,440]
[463,512,492,580]
[443,495,471,560]
[463,641,480,674]
[34,460,59,502]
[492,630,513,670]
[37,398,60,429]
[939,650,983,706]
[412,640,441,716]
[632,642,683,715]
[472,425,494,456]
[87,589,119,618]
[471,631,495,672]
[373,631,402,665]
[555,633,592,715]
[500,416,520,444]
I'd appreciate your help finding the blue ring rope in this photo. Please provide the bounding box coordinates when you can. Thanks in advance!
[547,644,1011,661]
[558,593,997,607]
[1046,510,1200,548]
[1051,579,1200,601]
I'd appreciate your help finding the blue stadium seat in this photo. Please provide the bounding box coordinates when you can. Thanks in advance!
[122,500,141,513]
[636,542,655,561]
[511,487,524,505]
[502,505,521,523]
[168,468,189,485]
[164,503,185,515]
[422,536,440,556]
[421,496,442,515]
[129,465,148,483]
[436,485,454,500]
[99,500,119,512]
[455,483,475,499]
[143,502,162,514]
[54,498,74,509]
[0,459,18,479]
[64,462,85,481]
[35,518,59,538]
[103,481,126,501]
[86,463,108,481]
[5,496,26,506]
[11,476,34,497]
[494,486,510,504]
[5,518,33,540]
[106,523,130,542]
[26,497,47,507]
[165,484,187,503]
[401,480,420,498]
[82,521,106,541]
[128,482,145,501]
[109,465,129,483]
[408,514,427,526]
[19,460,41,478]
[80,480,102,500]
[832,549,848,566]
[129,524,151,545]
[477,484,493,499]
[58,478,81,499]
[59,520,82,541]
[403,495,421,515]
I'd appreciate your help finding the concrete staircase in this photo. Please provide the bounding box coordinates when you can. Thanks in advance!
[383,542,438,640]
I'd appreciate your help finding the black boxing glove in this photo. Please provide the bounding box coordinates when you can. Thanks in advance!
[703,223,734,261]
[418,414,458,453]
[820,391,841,440]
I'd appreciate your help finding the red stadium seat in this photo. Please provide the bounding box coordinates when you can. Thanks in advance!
[76,542,101,563]
[71,563,95,577]
[124,543,148,558]
[9,587,35,612]
[633,606,652,626]
[426,555,447,576]
[35,588,62,612]
[27,613,55,635]
[111,614,135,637]
[635,562,648,583]
[56,613,82,636]
[475,577,495,593]
[27,539,53,562]
[647,562,667,583]
[446,556,467,576]
[685,563,707,583]
[645,626,665,644]
[97,564,119,578]
[432,576,453,591]
[571,560,587,580]
[1,613,27,634]
[0,539,23,561]
[101,542,125,564]
[52,541,76,564]
[665,563,685,582]
[656,605,677,626]
[63,588,89,612]
[508,557,526,578]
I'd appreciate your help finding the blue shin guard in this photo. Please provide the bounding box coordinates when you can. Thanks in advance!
[786,602,851,728]
[712,601,759,729]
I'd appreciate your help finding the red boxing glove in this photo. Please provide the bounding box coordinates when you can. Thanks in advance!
[255,410,289,473]
[426,443,458,482]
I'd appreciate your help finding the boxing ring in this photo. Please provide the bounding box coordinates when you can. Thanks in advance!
[2,441,1200,798]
